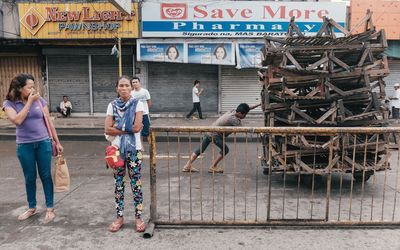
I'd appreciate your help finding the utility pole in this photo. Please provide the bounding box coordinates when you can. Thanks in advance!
[118,37,122,77]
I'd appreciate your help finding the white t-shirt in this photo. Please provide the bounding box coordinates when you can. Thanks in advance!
[131,88,151,115]
[392,89,400,108]
[192,86,200,103]
[60,101,72,110]
[106,101,144,150]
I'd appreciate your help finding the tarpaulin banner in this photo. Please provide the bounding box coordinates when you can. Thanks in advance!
[236,42,265,69]
[137,41,185,63]
[187,43,235,65]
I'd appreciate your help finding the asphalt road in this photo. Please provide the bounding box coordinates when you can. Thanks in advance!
[1,139,400,250]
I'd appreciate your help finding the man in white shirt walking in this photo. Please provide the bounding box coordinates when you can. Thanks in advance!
[131,77,152,146]
[186,80,204,120]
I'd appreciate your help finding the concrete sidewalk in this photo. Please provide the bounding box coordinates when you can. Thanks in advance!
[0,114,265,140]
[0,113,264,129]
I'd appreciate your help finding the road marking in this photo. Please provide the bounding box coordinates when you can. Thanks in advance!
[142,154,204,159]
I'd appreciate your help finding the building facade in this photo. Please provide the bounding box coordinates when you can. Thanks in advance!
[138,0,347,114]
[350,0,400,99]
[1,2,139,114]
[1,0,351,115]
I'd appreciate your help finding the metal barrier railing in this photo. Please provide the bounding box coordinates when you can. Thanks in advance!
[148,126,400,228]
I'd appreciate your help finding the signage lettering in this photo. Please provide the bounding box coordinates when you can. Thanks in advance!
[263,5,329,19]
[193,5,253,19]
[192,4,327,20]
[45,7,131,22]
[59,22,121,31]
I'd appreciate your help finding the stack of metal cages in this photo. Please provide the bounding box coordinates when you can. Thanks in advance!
[259,11,390,183]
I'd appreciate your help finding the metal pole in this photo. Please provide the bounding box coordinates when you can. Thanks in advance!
[88,55,93,115]
[325,136,334,221]
[45,56,50,102]
[149,131,157,221]
[118,37,122,77]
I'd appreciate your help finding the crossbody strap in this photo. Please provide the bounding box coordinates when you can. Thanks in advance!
[37,100,53,139]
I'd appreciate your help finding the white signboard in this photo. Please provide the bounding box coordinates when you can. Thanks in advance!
[142,1,347,38]
[109,0,132,15]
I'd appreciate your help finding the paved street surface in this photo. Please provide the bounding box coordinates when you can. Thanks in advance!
[1,139,400,250]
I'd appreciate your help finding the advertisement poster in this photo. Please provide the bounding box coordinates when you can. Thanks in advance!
[137,43,185,63]
[142,1,346,37]
[236,43,265,68]
[188,43,235,65]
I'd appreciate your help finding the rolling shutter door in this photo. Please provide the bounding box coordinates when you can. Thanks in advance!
[148,63,218,113]
[47,56,90,112]
[0,56,43,106]
[384,59,400,96]
[220,66,262,113]
[91,55,133,113]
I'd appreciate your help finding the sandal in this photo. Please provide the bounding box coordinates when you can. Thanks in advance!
[108,218,124,233]
[182,165,199,173]
[135,219,146,232]
[208,167,224,173]
[18,208,37,221]
[44,209,56,223]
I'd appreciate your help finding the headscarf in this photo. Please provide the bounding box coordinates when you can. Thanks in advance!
[112,97,138,160]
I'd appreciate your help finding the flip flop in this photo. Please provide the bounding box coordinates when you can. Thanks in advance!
[18,208,37,221]
[208,167,224,173]
[136,219,146,232]
[44,209,56,224]
[182,166,199,172]
[108,219,124,233]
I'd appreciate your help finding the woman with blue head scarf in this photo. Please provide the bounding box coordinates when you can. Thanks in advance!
[104,75,145,233]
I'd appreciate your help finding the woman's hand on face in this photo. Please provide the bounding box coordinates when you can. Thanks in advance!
[56,143,64,154]
[28,90,40,103]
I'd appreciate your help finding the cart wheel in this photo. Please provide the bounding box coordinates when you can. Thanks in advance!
[353,172,372,183]
[300,174,323,188]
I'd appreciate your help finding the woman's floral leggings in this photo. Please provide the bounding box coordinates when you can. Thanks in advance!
[113,151,143,219]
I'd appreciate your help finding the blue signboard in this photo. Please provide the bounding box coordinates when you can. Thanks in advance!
[236,43,265,68]
[138,43,184,63]
[188,43,234,65]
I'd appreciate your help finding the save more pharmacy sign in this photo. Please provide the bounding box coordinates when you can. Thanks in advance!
[142,1,346,38]
[18,3,139,39]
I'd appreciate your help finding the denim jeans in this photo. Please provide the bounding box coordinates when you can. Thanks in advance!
[16,138,53,208]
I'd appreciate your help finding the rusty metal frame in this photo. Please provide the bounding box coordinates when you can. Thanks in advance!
[148,126,400,229]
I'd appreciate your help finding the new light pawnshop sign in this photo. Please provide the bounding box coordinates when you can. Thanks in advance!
[142,1,346,38]
[19,3,139,39]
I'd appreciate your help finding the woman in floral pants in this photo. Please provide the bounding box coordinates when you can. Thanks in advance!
[113,152,143,219]
[105,75,145,233]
